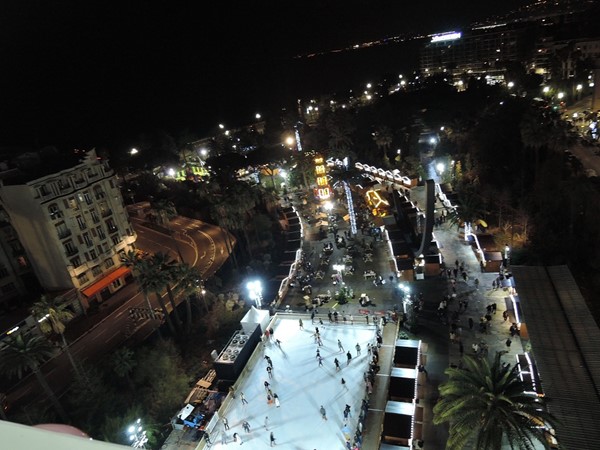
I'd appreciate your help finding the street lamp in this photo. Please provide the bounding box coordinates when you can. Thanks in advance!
[507,81,515,89]
[130,148,139,155]
[255,113,261,120]
[218,123,225,129]
[247,280,263,309]
[285,136,295,147]
[576,84,583,91]
[436,162,445,176]
[332,264,345,285]
[127,418,148,448]
[557,92,565,100]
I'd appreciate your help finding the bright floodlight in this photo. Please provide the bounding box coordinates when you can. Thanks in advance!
[542,86,550,93]
[323,201,334,211]
[167,168,176,177]
[130,148,138,155]
[436,162,445,173]
[557,92,565,99]
[366,83,372,89]
[429,137,436,145]
[507,81,515,88]
[279,169,287,178]
[285,136,295,146]
[576,84,583,91]
[255,112,261,119]
[366,94,372,100]
[200,148,208,157]
[218,123,225,129]
[247,280,262,298]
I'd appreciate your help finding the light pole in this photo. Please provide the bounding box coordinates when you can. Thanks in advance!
[247,280,263,309]
[332,264,345,285]
[127,418,148,448]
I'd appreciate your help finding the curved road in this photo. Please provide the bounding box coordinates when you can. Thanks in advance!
[4,217,234,412]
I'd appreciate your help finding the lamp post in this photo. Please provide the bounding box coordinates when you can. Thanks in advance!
[247,280,263,309]
[332,264,345,285]
[127,418,148,448]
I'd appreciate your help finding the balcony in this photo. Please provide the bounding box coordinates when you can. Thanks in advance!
[74,177,86,185]
[57,229,72,240]
[101,209,113,218]
[65,247,79,257]
[107,226,119,234]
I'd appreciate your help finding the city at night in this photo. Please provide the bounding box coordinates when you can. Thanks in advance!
[1,1,600,449]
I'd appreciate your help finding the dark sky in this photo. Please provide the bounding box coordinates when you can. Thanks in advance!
[0,0,527,150]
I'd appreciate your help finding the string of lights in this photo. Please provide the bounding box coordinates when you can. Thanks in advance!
[343,181,357,235]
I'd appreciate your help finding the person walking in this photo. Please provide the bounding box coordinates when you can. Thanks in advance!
[240,392,248,405]
[222,417,230,430]
[270,432,276,447]
[506,338,512,348]
[346,350,352,365]
[299,318,304,330]
[338,339,344,352]
[320,405,328,420]
[242,421,251,433]
[355,343,361,356]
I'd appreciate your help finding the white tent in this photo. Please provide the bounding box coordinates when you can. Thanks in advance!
[240,306,270,334]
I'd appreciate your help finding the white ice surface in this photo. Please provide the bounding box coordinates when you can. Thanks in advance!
[210,317,377,449]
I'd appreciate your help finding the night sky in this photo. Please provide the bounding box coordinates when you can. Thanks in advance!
[0,0,526,151]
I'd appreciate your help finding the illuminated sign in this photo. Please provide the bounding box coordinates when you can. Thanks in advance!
[316,176,328,186]
[317,188,331,199]
[314,157,323,164]
[430,32,461,43]
[315,165,326,175]
[366,189,389,208]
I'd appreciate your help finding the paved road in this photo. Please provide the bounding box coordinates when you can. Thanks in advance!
[3,216,233,413]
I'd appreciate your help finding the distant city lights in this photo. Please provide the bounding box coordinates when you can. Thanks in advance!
[430,31,462,43]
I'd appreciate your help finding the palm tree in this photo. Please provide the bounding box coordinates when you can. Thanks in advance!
[110,347,137,391]
[0,333,68,422]
[151,253,184,332]
[135,258,177,336]
[373,125,393,167]
[433,354,557,450]
[31,295,83,381]
[173,264,203,331]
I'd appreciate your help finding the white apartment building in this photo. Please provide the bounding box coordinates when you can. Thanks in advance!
[0,149,136,310]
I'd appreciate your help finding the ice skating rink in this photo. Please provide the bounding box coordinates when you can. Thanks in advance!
[209,316,377,449]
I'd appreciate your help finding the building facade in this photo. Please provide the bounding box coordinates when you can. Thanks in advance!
[0,149,136,310]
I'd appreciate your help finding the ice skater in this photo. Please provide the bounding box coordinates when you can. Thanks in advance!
[320,405,328,420]
[338,339,344,352]
[334,357,341,371]
[318,355,324,367]
[355,343,361,356]
[232,432,243,445]
[266,365,273,379]
[222,417,230,430]
[264,416,269,430]
[240,392,248,404]
[299,318,304,329]
[270,432,276,446]
[346,350,352,365]
[274,393,280,407]
[242,421,251,433]
[341,377,348,389]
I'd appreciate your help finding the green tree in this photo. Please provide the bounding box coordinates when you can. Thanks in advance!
[150,252,184,333]
[0,333,68,422]
[31,295,83,381]
[372,125,393,167]
[110,347,137,392]
[433,354,557,450]
[173,263,203,331]
[136,258,177,336]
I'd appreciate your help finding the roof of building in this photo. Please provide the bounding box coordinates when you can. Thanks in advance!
[0,148,96,185]
[512,265,600,450]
